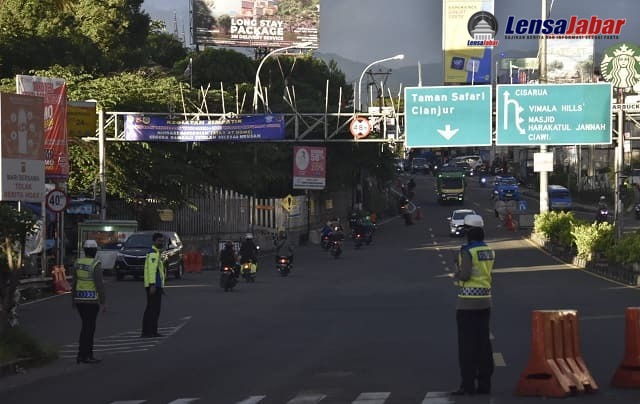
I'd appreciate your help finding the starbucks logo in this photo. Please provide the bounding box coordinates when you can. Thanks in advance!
[600,43,640,91]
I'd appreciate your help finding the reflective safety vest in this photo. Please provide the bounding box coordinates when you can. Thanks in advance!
[458,244,495,299]
[144,246,165,288]
[74,257,99,303]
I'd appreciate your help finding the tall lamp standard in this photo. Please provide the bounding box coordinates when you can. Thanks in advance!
[252,41,313,112]
[358,54,404,112]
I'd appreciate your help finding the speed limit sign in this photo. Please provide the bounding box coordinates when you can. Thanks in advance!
[349,116,372,139]
[46,189,68,213]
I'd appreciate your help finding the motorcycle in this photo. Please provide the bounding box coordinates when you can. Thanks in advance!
[352,231,364,249]
[635,203,640,220]
[276,255,292,277]
[479,176,488,187]
[321,234,331,250]
[240,260,257,282]
[220,264,239,292]
[330,240,342,258]
[595,208,609,224]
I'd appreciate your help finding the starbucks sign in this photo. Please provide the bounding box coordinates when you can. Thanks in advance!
[600,42,640,91]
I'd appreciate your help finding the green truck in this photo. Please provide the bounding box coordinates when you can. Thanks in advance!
[436,171,466,204]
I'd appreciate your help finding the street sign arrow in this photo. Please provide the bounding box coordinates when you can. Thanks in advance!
[437,124,459,141]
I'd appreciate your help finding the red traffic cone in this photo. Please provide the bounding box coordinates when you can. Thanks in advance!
[415,206,423,221]
[505,212,515,231]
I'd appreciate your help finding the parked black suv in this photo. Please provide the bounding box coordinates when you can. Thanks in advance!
[114,231,184,281]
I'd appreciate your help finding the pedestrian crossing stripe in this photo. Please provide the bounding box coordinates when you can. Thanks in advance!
[108,391,497,404]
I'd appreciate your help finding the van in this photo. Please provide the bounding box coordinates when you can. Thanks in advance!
[548,185,572,211]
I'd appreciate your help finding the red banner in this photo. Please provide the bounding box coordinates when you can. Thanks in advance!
[16,75,69,179]
[293,146,326,190]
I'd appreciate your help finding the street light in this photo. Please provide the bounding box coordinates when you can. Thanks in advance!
[358,54,404,112]
[252,42,313,112]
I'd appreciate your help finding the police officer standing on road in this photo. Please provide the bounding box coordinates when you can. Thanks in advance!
[452,214,495,395]
[141,233,166,338]
[71,239,106,364]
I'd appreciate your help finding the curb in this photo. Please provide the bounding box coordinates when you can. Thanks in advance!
[0,357,32,378]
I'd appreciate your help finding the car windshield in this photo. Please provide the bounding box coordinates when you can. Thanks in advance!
[413,158,426,165]
[552,191,570,198]
[498,178,518,186]
[441,177,463,187]
[124,233,154,248]
[452,211,473,220]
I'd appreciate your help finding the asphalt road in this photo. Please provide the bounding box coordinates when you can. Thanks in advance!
[1,175,639,404]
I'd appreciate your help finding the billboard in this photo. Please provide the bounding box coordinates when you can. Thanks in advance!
[0,93,45,202]
[16,75,68,179]
[293,146,325,190]
[442,0,495,84]
[123,115,286,142]
[67,101,97,140]
[546,38,594,84]
[193,0,319,49]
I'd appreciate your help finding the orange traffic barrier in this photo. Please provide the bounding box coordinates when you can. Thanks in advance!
[183,252,193,273]
[192,251,203,273]
[505,212,515,231]
[516,310,598,397]
[415,206,422,221]
[52,265,71,294]
[612,307,640,388]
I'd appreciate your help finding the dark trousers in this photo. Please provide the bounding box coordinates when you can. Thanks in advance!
[456,308,494,392]
[142,287,162,335]
[76,303,99,359]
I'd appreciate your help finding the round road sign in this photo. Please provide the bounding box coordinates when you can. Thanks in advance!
[350,116,372,139]
[46,189,68,213]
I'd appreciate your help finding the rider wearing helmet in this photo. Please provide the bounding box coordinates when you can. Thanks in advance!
[598,195,607,210]
[239,233,258,264]
[219,240,237,270]
[275,231,295,263]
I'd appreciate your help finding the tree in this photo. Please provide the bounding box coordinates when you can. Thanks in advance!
[0,203,37,335]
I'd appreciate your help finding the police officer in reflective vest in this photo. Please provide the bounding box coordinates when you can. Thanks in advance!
[71,239,106,364]
[141,232,166,338]
[452,214,495,395]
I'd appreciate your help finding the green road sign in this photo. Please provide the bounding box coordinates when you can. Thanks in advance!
[404,85,492,147]
[496,83,612,146]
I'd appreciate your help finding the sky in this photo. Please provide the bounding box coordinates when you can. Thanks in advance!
[141,0,640,68]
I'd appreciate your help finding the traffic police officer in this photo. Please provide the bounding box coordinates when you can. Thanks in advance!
[141,232,166,338]
[71,239,106,364]
[452,214,495,395]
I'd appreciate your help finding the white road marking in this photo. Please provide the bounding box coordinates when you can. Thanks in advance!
[287,393,326,403]
[490,332,494,340]
[236,396,266,404]
[167,399,200,404]
[441,261,447,265]
[109,401,145,404]
[493,352,506,366]
[421,392,453,404]
[352,392,391,403]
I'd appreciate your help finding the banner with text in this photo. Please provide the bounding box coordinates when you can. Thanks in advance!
[16,75,68,178]
[293,146,326,190]
[0,93,45,202]
[67,101,97,140]
[496,83,612,146]
[193,0,319,49]
[123,115,286,142]
[443,0,494,84]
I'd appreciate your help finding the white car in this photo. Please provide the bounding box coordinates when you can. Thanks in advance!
[448,209,477,236]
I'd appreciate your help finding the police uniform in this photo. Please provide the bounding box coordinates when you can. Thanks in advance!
[72,241,106,363]
[141,244,165,337]
[453,215,495,395]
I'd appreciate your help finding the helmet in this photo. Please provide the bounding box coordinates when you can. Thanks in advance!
[83,240,98,248]
[225,240,233,247]
[600,195,606,201]
[464,214,484,228]
[245,233,253,239]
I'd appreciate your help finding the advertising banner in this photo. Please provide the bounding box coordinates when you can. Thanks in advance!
[193,0,319,49]
[123,115,286,142]
[16,75,68,179]
[442,0,495,84]
[293,146,325,190]
[0,93,45,202]
[67,101,97,140]
[546,38,594,84]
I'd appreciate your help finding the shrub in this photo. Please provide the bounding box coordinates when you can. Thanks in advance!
[0,326,57,365]
[571,221,615,260]
[607,231,640,265]
[534,210,576,248]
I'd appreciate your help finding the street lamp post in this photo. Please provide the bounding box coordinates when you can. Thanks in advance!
[358,54,404,112]
[252,42,312,113]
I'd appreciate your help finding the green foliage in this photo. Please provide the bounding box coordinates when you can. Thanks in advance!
[534,210,576,247]
[0,203,37,271]
[0,326,57,364]
[608,231,640,265]
[571,221,615,260]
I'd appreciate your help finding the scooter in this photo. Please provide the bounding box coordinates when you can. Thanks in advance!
[220,264,239,292]
[635,203,640,220]
[595,208,609,224]
[330,240,342,258]
[479,176,488,187]
[240,260,257,282]
[276,255,292,277]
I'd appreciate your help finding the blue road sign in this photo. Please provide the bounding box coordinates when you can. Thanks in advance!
[404,85,492,148]
[496,83,612,146]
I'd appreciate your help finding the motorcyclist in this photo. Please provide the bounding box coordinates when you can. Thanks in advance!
[596,196,609,223]
[239,233,258,264]
[219,241,237,271]
[399,197,413,225]
[598,195,608,210]
[274,231,295,264]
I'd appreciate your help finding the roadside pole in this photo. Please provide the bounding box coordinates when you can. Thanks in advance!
[616,108,625,239]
